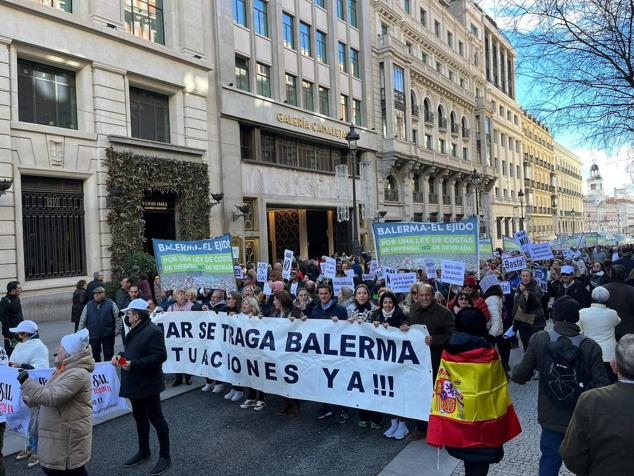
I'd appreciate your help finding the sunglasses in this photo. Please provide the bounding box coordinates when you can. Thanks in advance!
[458,297,469,301]
[561,273,573,276]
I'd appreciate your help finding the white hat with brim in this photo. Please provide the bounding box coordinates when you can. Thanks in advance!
[121,298,149,313]
[9,320,38,334]
[561,265,575,274]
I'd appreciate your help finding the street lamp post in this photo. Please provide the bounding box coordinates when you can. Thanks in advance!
[571,209,576,234]
[518,189,525,230]
[346,124,361,256]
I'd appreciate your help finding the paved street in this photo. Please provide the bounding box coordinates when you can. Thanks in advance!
[3,320,577,476]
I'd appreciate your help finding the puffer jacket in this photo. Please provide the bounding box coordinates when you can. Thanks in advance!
[485,295,503,337]
[21,347,95,470]
[9,335,49,369]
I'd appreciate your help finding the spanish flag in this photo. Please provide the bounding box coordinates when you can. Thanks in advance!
[426,347,521,448]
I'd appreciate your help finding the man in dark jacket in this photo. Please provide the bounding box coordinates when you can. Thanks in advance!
[0,281,23,356]
[550,265,591,308]
[513,296,609,476]
[309,284,348,320]
[86,271,104,299]
[78,287,121,362]
[560,334,634,475]
[603,265,634,340]
[613,245,634,276]
[115,299,170,476]
[405,282,455,440]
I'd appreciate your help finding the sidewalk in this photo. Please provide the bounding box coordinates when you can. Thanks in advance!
[3,318,206,456]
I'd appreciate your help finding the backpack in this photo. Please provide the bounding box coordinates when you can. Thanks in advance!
[539,330,589,410]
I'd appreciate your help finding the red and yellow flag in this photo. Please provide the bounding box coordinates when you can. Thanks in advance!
[426,347,521,448]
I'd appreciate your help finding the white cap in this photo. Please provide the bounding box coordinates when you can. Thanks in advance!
[561,265,575,274]
[61,328,90,355]
[121,298,149,313]
[9,320,38,334]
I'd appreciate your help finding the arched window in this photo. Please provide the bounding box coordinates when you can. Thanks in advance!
[412,173,421,192]
[384,175,398,201]
[411,90,419,116]
[450,111,458,133]
[424,98,432,122]
[437,105,446,129]
[461,116,469,137]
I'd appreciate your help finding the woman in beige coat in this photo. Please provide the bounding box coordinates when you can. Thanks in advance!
[18,328,95,475]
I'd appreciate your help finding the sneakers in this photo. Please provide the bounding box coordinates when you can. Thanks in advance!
[393,421,409,440]
[224,389,236,400]
[16,448,32,461]
[358,420,369,428]
[383,419,399,438]
[231,390,244,402]
[316,408,333,420]
[253,400,266,411]
[337,411,350,424]
[27,454,39,468]
[123,452,152,468]
[201,383,213,392]
[240,399,257,409]
[211,383,225,393]
[150,457,171,476]
[370,422,382,430]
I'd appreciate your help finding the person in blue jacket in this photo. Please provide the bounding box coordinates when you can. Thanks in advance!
[309,284,348,320]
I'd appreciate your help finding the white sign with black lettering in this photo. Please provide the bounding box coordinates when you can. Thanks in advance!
[333,277,355,296]
[479,274,500,294]
[441,260,466,286]
[385,272,417,293]
[323,257,336,279]
[424,259,436,280]
[502,255,528,272]
[514,230,531,255]
[500,281,512,295]
[530,243,554,262]
[282,249,294,280]
[256,262,268,282]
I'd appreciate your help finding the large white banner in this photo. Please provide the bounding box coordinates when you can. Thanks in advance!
[0,362,129,434]
[155,312,433,420]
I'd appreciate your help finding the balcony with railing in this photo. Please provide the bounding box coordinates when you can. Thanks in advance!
[438,118,447,131]
[443,194,451,205]
[462,127,470,139]
[456,196,463,205]
[384,189,399,202]
[424,112,434,125]
[429,193,438,204]
[412,104,420,117]
[413,191,425,203]
[451,123,459,135]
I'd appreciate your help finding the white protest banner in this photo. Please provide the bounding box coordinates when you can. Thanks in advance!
[530,243,554,261]
[155,312,433,420]
[234,266,243,279]
[282,249,294,280]
[262,282,273,296]
[500,281,512,295]
[385,272,417,293]
[514,230,532,255]
[290,282,299,296]
[256,262,268,282]
[502,255,527,273]
[479,274,499,294]
[375,267,384,280]
[333,276,355,296]
[344,269,355,278]
[232,246,240,260]
[323,257,336,279]
[1,363,129,435]
[441,260,466,286]
[369,260,379,276]
[319,262,326,275]
[361,274,374,281]
[424,258,436,280]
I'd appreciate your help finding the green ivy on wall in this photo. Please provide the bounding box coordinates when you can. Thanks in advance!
[105,147,211,280]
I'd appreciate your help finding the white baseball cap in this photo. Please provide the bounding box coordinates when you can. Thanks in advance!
[121,298,149,313]
[561,265,575,274]
[9,320,38,334]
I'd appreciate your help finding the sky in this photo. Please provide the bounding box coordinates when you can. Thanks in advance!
[479,0,633,194]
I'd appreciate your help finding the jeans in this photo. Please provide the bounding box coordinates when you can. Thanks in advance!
[130,395,170,459]
[42,467,88,476]
[539,427,565,476]
[89,335,115,363]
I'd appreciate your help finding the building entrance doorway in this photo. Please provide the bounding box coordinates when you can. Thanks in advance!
[143,191,176,255]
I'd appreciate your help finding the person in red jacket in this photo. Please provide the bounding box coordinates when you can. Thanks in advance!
[448,277,491,320]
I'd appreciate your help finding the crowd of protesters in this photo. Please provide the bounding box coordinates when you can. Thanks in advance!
[2,243,634,475]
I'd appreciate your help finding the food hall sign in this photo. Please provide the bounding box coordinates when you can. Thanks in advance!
[277,113,348,139]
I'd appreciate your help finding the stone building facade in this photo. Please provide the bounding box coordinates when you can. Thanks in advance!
[0,0,212,318]
[553,143,583,235]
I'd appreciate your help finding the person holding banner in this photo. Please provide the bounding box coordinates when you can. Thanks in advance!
[115,299,171,476]
[309,284,348,321]
[371,292,408,437]
[9,320,49,469]
[293,288,314,317]
[346,285,377,324]
[166,290,193,387]
[18,328,95,476]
